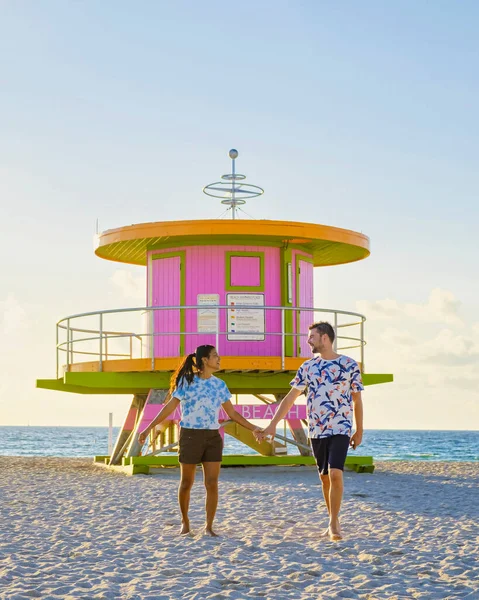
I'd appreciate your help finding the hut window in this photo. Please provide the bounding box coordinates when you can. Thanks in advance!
[225,252,264,291]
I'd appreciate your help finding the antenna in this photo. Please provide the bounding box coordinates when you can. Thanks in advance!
[203,149,264,219]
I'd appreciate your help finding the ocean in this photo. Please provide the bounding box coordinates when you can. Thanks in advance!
[0,427,478,461]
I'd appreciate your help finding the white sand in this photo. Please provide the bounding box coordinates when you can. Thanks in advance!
[0,458,478,599]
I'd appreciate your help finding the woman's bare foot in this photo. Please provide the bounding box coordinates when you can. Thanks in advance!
[204,527,219,537]
[320,527,330,537]
[328,522,342,541]
[180,521,190,535]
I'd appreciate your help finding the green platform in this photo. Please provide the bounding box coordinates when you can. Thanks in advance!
[38,371,393,394]
[94,454,375,475]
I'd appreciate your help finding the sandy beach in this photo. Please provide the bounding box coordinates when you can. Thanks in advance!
[0,458,477,599]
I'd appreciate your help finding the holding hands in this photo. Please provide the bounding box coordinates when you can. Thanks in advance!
[253,424,275,443]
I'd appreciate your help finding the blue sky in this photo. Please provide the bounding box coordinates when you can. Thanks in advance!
[1,1,478,428]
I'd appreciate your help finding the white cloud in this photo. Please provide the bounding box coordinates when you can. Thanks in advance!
[432,373,479,392]
[0,296,39,411]
[373,324,478,369]
[379,327,417,348]
[0,294,28,335]
[360,289,479,420]
[109,270,145,303]
[416,328,479,366]
[357,288,463,326]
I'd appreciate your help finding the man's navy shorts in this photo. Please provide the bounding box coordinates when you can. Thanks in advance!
[311,434,350,475]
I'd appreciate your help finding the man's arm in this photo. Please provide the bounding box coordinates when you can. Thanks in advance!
[350,391,363,449]
[138,396,180,444]
[222,400,259,432]
[256,388,303,440]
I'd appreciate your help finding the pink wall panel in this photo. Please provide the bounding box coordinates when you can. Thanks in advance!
[298,259,314,357]
[152,256,181,358]
[148,245,282,357]
[291,250,313,357]
[185,245,219,352]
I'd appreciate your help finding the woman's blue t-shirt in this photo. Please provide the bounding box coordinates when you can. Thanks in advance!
[172,375,231,429]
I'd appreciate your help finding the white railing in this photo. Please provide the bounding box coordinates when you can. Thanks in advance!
[56,305,366,378]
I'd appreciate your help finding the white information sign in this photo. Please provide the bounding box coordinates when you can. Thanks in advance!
[197,294,220,333]
[227,293,265,341]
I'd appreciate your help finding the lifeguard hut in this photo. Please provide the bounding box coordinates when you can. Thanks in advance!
[37,150,393,474]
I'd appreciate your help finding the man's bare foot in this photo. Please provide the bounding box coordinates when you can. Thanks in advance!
[180,522,190,535]
[204,527,219,537]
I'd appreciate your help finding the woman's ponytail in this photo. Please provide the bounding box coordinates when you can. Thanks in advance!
[170,345,215,392]
[170,353,197,391]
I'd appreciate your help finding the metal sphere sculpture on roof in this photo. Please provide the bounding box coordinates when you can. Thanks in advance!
[202,149,264,219]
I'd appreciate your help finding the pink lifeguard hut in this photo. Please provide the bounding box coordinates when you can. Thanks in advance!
[37,150,392,474]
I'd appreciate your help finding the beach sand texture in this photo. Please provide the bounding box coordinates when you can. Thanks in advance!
[0,458,477,599]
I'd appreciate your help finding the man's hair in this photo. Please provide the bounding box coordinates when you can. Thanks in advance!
[309,321,335,343]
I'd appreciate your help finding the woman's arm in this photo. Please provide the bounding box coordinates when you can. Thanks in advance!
[221,400,259,432]
[257,388,302,440]
[139,396,180,444]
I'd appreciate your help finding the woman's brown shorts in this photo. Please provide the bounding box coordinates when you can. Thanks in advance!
[178,428,223,464]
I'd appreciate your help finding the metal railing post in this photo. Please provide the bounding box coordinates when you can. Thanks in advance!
[99,313,103,372]
[150,308,155,370]
[281,308,285,370]
[56,324,59,379]
[360,318,365,371]
[66,319,71,371]
[216,306,220,352]
[333,312,338,352]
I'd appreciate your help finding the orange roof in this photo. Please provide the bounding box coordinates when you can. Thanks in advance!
[95,219,370,267]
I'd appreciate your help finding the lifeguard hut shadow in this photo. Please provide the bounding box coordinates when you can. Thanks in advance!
[36,150,393,474]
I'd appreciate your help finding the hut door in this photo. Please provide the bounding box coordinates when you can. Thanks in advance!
[297,258,313,357]
[152,255,182,358]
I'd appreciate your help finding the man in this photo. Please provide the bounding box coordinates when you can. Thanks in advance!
[256,321,364,541]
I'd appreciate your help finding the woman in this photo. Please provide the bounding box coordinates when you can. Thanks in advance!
[139,345,259,536]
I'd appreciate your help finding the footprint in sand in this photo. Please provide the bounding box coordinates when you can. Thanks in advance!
[158,568,183,577]
[219,579,245,588]
[358,553,383,565]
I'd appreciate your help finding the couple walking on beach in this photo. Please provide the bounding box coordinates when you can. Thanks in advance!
[139,321,364,541]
